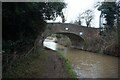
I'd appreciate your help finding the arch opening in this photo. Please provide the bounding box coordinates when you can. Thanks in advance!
[43,33,85,50]
[56,33,85,49]
[43,33,71,50]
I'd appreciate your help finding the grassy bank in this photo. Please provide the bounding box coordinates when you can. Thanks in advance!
[3,48,77,78]
[57,51,77,79]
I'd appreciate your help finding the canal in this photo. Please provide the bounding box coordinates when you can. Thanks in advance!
[43,39,118,78]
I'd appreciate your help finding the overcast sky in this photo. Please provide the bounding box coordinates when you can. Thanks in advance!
[47,0,101,28]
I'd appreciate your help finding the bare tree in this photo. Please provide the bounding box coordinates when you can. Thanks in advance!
[80,9,94,27]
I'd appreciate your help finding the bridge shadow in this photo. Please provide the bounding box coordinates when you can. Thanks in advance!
[43,32,85,50]
[56,33,85,49]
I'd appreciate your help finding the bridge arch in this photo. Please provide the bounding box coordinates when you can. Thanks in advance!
[37,23,99,49]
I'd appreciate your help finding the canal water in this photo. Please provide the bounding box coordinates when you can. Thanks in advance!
[43,39,118,78]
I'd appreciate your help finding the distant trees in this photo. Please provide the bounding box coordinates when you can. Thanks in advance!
[97,1,118,32]
[41,2,66,20]
[73,14,82,25]
[95,1,119,55]
[74,20,82,25]
[82,10,94,27]
[76,9,94,27]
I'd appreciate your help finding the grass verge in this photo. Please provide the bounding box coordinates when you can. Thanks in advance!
[57,51,77,79]
[3,48,77,78]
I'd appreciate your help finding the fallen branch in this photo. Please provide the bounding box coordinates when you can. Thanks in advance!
[25,47,34,57]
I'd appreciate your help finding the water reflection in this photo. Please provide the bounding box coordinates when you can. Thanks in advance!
[43,41,57,50]
[66,49,118,78]
[43,39,118,78]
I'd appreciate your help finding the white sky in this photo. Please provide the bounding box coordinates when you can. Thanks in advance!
[47,0,101,28]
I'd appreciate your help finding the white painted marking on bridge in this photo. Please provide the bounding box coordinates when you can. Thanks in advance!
[80,32,83,35]
[65,27,69,30]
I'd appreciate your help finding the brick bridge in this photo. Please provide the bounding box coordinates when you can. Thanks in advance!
[40,23,100,49]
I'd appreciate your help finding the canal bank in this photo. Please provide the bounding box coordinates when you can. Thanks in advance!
[3,48,76,78]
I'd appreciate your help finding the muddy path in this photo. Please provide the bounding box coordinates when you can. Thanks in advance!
[3,48,70,78]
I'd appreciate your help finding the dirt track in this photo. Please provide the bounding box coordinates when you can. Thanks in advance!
[3,48,70,78]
